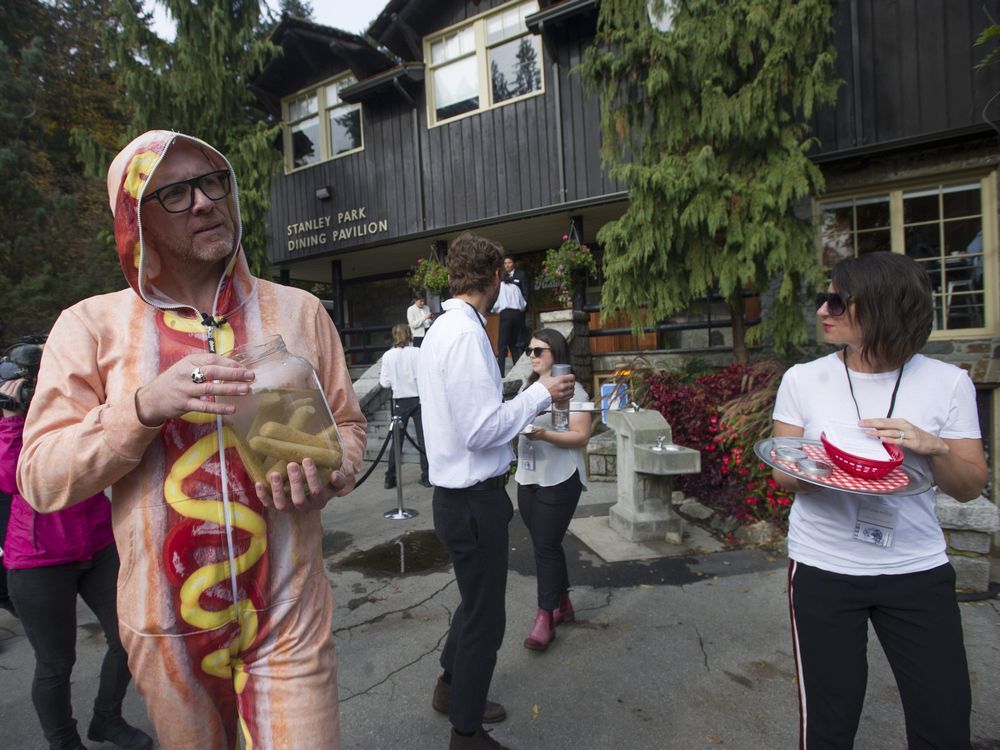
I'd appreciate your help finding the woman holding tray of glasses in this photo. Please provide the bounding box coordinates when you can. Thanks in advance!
[770,251,987,749]
[514,329,593,652]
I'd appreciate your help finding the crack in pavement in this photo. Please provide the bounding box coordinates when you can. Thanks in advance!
[333,577,456,636]
[339,613,451,704]
[576,587,614,616]
[695,625,710,671]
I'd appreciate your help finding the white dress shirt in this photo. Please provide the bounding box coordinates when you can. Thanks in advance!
[417,298,551,488]
[490,281,526,313]
[407,303,431,339]
[379,345,420,398]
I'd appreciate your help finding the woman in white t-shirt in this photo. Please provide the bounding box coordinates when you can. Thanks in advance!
[772,251,987,749]
[515,329,592,652]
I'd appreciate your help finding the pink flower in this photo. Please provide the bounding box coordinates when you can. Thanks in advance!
[562,234,569,241]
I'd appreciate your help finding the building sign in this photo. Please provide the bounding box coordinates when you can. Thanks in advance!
[285,206,390,253]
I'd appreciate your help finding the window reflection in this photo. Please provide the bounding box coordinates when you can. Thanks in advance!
[434,56,479,121]
[490,36,542,104]
[291,116,319,168]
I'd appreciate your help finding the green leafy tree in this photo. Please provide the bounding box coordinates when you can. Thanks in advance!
[279,0,314,21]
[0,0,124,340]
[582,0,840,360]
[77,0,281,275]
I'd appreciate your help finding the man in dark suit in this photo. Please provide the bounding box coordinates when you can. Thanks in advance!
[503,255,530,352]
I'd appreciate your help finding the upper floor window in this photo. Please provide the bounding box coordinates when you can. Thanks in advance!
[426,0,543,126]
[818,174,995,335]
[283,73,363,172]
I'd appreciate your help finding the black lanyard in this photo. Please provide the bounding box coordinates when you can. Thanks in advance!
[462,301,488,333]
[843,348,903,421]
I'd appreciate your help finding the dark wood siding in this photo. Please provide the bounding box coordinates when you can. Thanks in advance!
[814,0,1000,158]
[267,3,623,265]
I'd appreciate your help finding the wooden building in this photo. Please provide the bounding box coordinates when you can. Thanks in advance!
[251,0,1000,487]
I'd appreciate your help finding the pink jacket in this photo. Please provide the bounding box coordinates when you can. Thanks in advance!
[0,414,114,569]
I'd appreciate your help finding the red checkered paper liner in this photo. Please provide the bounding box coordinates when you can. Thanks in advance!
[771,443,909,493]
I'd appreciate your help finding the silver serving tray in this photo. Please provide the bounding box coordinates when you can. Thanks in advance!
[754,437,932,496]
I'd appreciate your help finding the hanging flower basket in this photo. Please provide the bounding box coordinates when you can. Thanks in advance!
[537,234,597,309]
[407,257,449,295]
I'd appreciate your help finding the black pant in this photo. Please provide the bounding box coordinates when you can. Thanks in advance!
[517,471,582,610]
[8,544,133,749]
[413,336,424,348]
[496,310,525,376]
[433,484,513,734]
[385,396,429,483]
[788,561,971,750]
[0,490,11,605]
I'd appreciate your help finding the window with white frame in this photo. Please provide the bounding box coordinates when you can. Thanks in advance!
[818,175,995,334]
[283,74,362,171]
[426,0,543,125]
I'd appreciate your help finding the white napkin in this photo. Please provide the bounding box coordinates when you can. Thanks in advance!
[824,420,890,461]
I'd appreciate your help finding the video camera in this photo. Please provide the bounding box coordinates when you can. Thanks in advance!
[0,335,47,412]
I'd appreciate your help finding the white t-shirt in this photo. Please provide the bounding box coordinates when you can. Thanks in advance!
[515,382,589,488]
[379,345,420,399]
[772,352,980,576]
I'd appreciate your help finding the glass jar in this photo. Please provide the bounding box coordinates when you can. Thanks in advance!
[218,335,343,484]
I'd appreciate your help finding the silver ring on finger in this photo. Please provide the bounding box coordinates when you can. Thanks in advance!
[191,366,208,385]
[899,430,905,441]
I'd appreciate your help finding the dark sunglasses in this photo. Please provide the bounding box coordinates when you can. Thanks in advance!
[816,291,852,317]
[526,347,551,358]
[141,170,231,213]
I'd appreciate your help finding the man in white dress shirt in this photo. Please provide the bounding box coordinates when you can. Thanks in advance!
[417,232,575,750]
[490,275,527,376]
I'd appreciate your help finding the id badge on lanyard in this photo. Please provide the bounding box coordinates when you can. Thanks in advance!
[852,500,898,549]
[520,440,535,471]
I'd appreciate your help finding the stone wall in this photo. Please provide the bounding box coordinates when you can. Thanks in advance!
[936,493,1000,592]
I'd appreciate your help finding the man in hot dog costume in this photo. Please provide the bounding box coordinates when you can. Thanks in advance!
[17,131,367,749]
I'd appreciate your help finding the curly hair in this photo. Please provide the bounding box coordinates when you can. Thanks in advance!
[830,251,933,369]
[447,231,503,295]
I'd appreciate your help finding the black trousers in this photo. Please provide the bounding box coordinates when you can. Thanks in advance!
[385,396,429,483]
[0,490,11,605]
[788,561,971,750]
[433,484,513,734]
[496,310,525,376]
[8,543,133,749]
[517,471,582,610]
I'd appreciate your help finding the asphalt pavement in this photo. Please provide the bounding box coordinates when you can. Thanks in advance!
[1,464,998,749]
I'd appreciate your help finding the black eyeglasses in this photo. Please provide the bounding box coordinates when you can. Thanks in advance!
[141,170,231,213]
[817,291,852,317]
[527,347,551,358]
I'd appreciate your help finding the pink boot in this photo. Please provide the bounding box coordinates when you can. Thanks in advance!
[552,595,575,626]
[523,608,555,651]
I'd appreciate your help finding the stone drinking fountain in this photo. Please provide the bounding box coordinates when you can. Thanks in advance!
[606,407,701,544]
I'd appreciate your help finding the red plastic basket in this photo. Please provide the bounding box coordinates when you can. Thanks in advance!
[820,432,904,479]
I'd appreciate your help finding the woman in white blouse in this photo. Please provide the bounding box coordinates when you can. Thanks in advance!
[515,329,593,651]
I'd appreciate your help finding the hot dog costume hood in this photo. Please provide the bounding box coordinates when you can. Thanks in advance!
[17,131,367,749]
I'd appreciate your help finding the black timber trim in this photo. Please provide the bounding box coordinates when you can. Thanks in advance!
[812,123,1000,164]
[339,62,426,104]
[526,0,598,33]
[278,192,629,262]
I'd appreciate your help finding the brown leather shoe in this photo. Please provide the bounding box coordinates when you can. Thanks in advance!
[449,728,510,749]
[433,677,507,723]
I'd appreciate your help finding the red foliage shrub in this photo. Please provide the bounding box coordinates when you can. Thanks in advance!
[644,359,793,529]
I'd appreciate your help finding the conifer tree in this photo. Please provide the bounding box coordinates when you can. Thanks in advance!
[0,0,124,339]
[79,0,280,275]
[582,0,840,359]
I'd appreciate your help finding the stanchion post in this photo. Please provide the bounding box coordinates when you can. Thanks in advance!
[384,411,418,520]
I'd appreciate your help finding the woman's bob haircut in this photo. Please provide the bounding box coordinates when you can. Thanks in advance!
[830,251,933,369]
